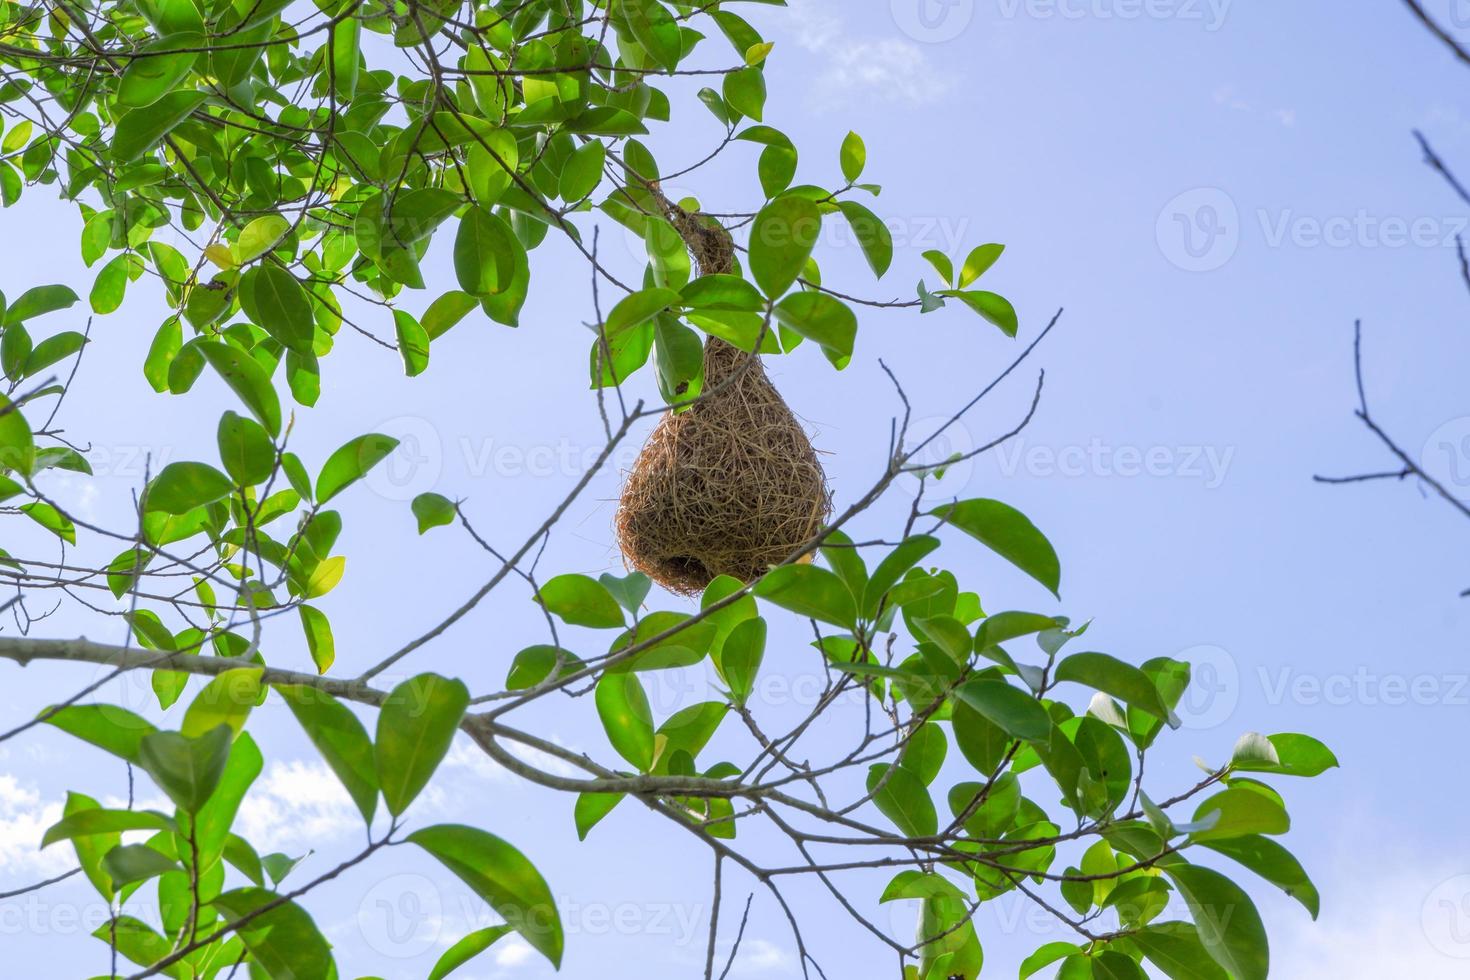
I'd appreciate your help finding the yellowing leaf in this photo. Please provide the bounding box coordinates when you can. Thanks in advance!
[306,555,346,598]
[204,244,235,269]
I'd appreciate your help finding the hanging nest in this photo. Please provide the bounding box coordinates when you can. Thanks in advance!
[614,196,831,596]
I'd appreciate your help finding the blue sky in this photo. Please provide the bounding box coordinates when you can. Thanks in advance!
[4,0,1470,976]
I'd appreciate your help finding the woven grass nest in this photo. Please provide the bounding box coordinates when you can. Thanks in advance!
[615,201,831,596]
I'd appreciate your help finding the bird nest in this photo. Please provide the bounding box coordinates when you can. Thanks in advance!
[615,338,831,596]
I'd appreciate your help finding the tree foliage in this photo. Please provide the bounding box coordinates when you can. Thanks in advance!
[0,0,1333,977]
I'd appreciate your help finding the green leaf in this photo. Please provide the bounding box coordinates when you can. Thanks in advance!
[506,644,577,690]
[560,140,605,201]
[590,319,654,387]
[62,792,118,900]
[1094,950,1148,980]
[1199,835,1319,919]
[192,731,261,865]
[299,604,335,673]
[940,289,1019,337]
[1132,922,1231,980]
[2,322,31,378]
[537,573,626,629]
[222,833,264,886]
[603,286,682,337]
[101,843,180,887]
[595,672,655,770]
[1020,942,1081,978]
[422,290,480,339]
[135,726,234,813]
[1053,652,1176,727]
[754,564,857,628]
[261,851,307,886]
[899,723,948,785]
[116,33,201,108]
[142,319,179,393]
[465,129,520,206]
[305,554,346,598]
[773,291,857,367]
[1230,733,1338,777]
[455,205,520,296]
[723,65,766,121]
[721,616,766,704]
[598,571,652,614]
[235,215,292,266]
[931,498,1061,597]
[331,14,360,101]
[861,535,942,618]
[625,0,683,72]
[81,212,111,267]
[112,91,207,163]
[41,808,174,848]
[820,529,868,601]
[4,284,78,325]
[574,791,624,840]
[90,254,132,314]
[974,610,1060,652]
[682,274,765,313]
[429,925,515,980]
[290,348,322,406]
[146,461,233,515]
[198,341,282,436]
[375,673,469,816]
[278,684,378,824]
[316,433,398,503]
[837,200,892,278]
[181,668,263,738]
[866,763,937,838]
[26,330,88,376]
[1187,787,1290,842]
[21,501,76,543]
[1163,865,1269,980]
[954,679,1050,742]
[216,411,275,487]
[840,131,866,182]
[654,701,728,773]
[959,243,1004,287]
[91,916,186,978]
[750,195,821,298]
[914,615,972,662]
[394,308,430,377]
[239,264,314,354]
[214,888,336,980]
[413,492,457,534]
[43,703,155,761]
[409,824,563,967]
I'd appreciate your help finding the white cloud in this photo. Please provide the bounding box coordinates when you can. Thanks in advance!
[235,760,361,852]
[0,775,69,877]
[1211,84,1295,128]
[725,938,795,975]
[494,939,535,968]
[783,0,955,108]
[1272,858,1470,978]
